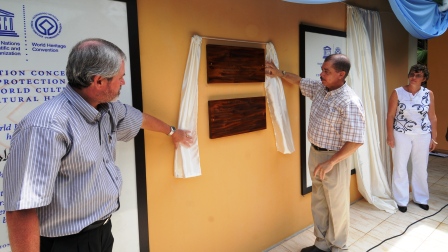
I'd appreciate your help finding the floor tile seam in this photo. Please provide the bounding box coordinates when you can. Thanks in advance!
[381,217,426,234]
[350,209,386,223]
[383,211,408,223]
[429,190,448,198]
[348,232,371,251]
[428,176,448,181]
[427,171,447,175]
[348,229,367,247]
[406,209,443,219]
[351,208,391,221]
[265,226,315,252]
[430,181,448,187]
[265,243,289,252]
[429,166,443,171]
[431,178,444,185]
[355,234,388,252]
[279,244,293,252]
[386,212,443,230]
[429,196,448,203]
[433,221,447,231]
[430,204,448,215]
[411,215,446,225]
[370,235,396,251]
[350,221,378,234]
[428,164,448,169]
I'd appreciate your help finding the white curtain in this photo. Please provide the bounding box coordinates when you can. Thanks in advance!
[174,37,295,177]
[265,43,295,154]
[174,35,202,178]
[346,6,397,213]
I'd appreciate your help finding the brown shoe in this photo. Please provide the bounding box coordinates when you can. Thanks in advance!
[301,245,327,252]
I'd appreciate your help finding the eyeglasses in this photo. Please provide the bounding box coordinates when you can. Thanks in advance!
[408,73,424,78]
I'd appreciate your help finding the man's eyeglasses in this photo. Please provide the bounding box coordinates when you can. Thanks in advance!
[408,73,424,78]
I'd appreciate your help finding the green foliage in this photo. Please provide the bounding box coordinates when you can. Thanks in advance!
[417,48,427,65]
[432,0,443,5]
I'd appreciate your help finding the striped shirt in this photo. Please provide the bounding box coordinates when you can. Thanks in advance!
[300,78,365,151]
[4,85,142,237]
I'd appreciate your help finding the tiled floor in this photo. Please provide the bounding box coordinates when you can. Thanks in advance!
[266,155,448,252]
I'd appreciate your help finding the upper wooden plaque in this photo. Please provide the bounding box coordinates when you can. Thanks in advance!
[206,44,265,83]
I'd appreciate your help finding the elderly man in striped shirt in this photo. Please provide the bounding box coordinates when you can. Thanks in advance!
[266,54,365,252]
[4,38,193,252]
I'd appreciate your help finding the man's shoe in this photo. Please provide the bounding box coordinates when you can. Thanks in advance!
[416,203,429,210]
[301,245,327,252]
[398,206,407,213]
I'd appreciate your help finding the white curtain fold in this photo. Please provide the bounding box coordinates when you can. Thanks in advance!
[346,6,397,213]
[174,35,202,178]
[265,43,295,154]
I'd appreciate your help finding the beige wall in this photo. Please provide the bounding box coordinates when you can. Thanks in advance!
[428,34,448,152]
[136,0,409,251]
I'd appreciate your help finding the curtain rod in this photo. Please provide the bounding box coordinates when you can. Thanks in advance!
[200,35,268,45]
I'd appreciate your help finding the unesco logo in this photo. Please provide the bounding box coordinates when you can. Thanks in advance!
[31,12,62,39]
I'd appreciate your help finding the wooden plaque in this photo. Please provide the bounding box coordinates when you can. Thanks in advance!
[208,96,266,139]
[206,44,265,83]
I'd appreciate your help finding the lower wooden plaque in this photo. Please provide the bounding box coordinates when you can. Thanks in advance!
[208,96,266,139]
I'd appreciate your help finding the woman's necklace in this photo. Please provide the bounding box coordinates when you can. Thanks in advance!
[404,86,421,102]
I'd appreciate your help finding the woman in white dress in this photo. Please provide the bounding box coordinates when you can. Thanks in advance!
[386,64,438,213]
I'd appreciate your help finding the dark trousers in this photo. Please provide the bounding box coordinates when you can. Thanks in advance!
[40,220,114,252]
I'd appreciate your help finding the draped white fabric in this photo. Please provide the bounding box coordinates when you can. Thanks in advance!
[174,37,295,177]
[174,35,202,178]
[346,6,397,213]
[265,43,295,154]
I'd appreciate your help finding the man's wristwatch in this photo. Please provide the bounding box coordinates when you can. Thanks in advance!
[168,126,176,136]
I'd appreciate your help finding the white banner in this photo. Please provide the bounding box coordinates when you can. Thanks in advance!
[0,0,139,251]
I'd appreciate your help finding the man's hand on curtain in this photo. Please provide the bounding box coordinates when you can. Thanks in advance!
[265,61,282,78]
[172,129,194,149]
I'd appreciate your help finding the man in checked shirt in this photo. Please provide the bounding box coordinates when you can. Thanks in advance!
[266,54,365,252]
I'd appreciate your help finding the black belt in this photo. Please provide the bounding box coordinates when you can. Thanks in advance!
[311,143,330,151]
[81,216,111,233]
